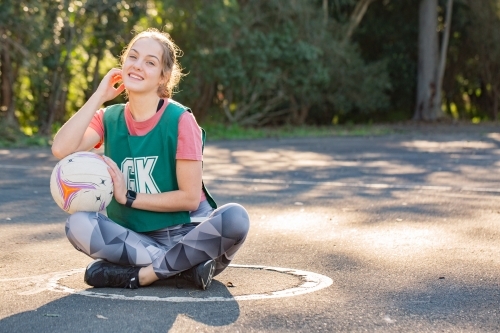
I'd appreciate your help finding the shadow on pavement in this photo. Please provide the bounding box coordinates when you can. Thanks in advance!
[0,280,240,333]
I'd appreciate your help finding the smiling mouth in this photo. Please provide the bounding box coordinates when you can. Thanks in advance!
[128,73,144,80]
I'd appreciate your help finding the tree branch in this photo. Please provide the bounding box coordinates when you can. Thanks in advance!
[344,0,377,43]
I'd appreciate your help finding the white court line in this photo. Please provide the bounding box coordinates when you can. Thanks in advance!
[1,163,499,194]
[1,265,333,302]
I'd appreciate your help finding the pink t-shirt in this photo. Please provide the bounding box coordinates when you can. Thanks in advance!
[89,99,207,201]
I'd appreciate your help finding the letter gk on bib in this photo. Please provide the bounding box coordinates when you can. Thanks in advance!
[121,157,160,194]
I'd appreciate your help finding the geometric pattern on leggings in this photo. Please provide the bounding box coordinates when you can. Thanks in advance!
[152,203,250,279]
[65,203,250,280]
[155,215,223,274]
[66,211,161,266]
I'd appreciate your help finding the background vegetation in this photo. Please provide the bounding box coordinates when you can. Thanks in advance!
[0,0,499,146]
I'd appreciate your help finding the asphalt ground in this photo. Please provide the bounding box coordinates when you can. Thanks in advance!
[1,125,500,332]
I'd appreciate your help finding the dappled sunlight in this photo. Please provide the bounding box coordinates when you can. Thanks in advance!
[352,225,449,253]
[362,160,426,174]
[202,147,243,176]
[204,147,338,175]
[486,133,500,142]
[203,147,233,164]
[204,145,430,179]
[232,150,285,160]
[232,149,335,170]
[255,210,338,234]
[418,162,500,189]
[2,135,500,329]
[425,171,465,185]
[205,163,244,177]
[398,140,499,152]
[254,209,450,256]
[203,137,500,196]
[250,191,500,269]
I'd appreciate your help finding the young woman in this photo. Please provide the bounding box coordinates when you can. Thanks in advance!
[51,28,250,290]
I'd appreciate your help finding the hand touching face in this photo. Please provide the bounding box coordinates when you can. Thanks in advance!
[95,68,125,103]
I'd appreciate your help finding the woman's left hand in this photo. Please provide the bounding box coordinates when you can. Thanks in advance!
[102,155,127,205]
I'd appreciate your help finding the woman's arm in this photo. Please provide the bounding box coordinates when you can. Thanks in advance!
[52,68,125,159]
[105,157,202,212]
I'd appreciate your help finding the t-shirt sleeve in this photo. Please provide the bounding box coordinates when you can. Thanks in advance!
[89,108,105,149]
[176,112,202,160]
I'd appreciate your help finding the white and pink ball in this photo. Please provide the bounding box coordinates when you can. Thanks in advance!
[50,151,113,214]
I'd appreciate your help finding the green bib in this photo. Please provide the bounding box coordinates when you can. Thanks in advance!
[103,100,216,232]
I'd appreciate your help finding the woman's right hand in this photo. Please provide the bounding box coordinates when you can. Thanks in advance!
[52,68,125,159]
[95,68,126,103]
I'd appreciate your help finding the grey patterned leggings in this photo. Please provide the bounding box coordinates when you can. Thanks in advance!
[65,202,250,279]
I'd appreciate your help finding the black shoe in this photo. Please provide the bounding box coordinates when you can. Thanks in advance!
[84,259,141,289]
[179,259,216,290]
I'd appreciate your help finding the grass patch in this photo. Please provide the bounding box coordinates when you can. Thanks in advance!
[0,134,51,148]
[201,123,395,141]
[0,122,397,148]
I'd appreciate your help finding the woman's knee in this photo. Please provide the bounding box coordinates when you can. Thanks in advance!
[215,203,250,239]
[66,211,97,234]
[65,211,99,253]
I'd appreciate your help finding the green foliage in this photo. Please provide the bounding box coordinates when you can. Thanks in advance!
[0,119,50,148]
[1,0,496,147]
[350,0,500,122]
[175,0,391,126]
[353,0,420,121]
[1,0,150,136]
[458,0,500,120]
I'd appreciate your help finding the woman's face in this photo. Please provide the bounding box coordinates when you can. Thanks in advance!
[122,37,164,96]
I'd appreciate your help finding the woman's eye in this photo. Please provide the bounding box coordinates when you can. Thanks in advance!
[129,55,137,59]
[147,61,155,66]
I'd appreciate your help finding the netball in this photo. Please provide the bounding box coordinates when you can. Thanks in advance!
[50,151,114,214]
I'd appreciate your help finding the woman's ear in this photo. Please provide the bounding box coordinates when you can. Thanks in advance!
[159,73,168,86]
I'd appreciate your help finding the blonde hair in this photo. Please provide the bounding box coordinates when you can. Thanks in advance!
[120,28,184,98]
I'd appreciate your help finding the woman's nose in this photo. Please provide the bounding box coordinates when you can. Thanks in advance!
[133,60,143,70]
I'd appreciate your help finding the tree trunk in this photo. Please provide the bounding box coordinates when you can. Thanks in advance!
[91,49,104,94]
[435,0,453,118]
[192,81,215,123]
[41,8,74,136]
[414,0,439,121]
[323,0,328,28]
[298,105,309,125]
[493,86,498,121]
[289,95,309,125]
[0,48,17,125]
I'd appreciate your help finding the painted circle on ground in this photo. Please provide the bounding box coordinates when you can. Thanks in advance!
[48,264,333,302]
